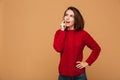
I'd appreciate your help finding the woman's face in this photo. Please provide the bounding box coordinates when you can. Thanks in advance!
[64,9,75,30]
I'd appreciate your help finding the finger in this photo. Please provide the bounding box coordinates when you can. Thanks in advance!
[76,65,83,69]
[76,61,81,64]
[61,20,65,24]
[76,64,82,68]
[76,64,79,68]
[61,21,66,26]
[76,63,84,69]
[79,66,84,69]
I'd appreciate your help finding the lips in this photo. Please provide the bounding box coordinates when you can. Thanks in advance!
[65,21,70,25]
[65,21,70,23]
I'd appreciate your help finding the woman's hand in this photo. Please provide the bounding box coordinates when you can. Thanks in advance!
[60,21,66,31]
[76,61,88,69]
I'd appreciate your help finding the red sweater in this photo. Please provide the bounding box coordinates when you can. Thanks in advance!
[53,29,101,76]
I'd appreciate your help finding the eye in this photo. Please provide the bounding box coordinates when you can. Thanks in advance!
[64,13,68,16]
[70,15,74,17]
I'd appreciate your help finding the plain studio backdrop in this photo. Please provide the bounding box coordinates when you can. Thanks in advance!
[0,0,120,80]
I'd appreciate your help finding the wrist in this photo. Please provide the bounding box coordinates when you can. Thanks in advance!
[61,28,65,31]
[85,62,89,66]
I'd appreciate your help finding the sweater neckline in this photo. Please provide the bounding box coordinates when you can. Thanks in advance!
[67,30,75,32]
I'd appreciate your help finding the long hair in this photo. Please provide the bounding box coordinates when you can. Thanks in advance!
[63,6,84,30]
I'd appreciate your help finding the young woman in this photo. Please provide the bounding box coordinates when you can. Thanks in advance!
[53,6,101,80]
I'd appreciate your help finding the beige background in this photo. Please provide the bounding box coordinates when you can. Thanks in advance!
[0,0,120,80]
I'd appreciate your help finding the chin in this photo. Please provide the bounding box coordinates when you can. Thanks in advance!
[66,26,70,28]
[66,25,71,27]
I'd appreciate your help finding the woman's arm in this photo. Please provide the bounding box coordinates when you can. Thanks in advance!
[53,30,66,53]
[84,31,101,65]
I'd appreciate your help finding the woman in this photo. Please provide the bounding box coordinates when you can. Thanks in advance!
[53,6,101,80]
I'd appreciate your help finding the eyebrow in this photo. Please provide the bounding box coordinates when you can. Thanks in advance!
[65,13,74,15]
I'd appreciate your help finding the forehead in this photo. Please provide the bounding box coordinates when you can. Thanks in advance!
[66,9,74,15]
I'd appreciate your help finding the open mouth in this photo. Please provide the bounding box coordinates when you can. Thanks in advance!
[65,21,70,24]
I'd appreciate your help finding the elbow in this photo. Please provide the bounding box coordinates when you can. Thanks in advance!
[92,45,101,54]
[98,46,101,53]
[54,48,61,53]
[53,44,62,53]
[96,45,101,54]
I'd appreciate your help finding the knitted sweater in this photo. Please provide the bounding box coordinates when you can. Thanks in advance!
[53,29,101,76]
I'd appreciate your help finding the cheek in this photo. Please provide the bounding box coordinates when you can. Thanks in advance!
[71,18,75,24]
[63,17,65,20]
[64,16,67,20]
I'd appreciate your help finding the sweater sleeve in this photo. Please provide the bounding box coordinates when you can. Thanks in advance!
[53,30,66,53]
[83,31,101,65]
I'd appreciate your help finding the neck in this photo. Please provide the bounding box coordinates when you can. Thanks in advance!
[67,26,74,30]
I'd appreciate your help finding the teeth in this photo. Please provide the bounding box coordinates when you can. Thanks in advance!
[65,21,70,24]
[66,22,70,23]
